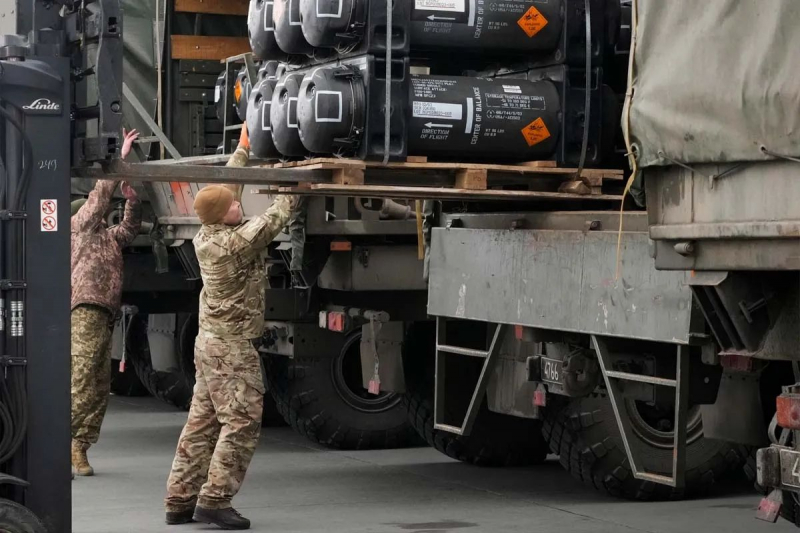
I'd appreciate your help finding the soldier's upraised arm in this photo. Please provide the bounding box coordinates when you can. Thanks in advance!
[222,125,250,201]
[71,180,116,233]
[225,195,295,260]
[109,198,142,247]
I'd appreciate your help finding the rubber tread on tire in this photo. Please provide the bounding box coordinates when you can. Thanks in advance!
[265,352,417,450]
[542,394,749,500]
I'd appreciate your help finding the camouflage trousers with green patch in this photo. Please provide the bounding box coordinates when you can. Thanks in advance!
[165,333,265,512]
[71,304,115,445]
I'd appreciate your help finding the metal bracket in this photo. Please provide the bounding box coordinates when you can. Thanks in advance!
[592,335,688,488]
[0,356,27,367]
[434,317,507,436]
[0,280,26,290]
[0,211,27,221]
[122,82,183,160]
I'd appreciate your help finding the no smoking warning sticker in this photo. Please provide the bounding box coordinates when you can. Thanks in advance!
[517,5,548,38]
[40,199,58,232]
[521,118,551,147]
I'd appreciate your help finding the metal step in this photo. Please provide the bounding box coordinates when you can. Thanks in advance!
[433,317,507,436]
[593,335,688,489]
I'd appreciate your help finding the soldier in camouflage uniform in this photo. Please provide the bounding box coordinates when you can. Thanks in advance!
[71,128,140,477]
[165,125,295,530]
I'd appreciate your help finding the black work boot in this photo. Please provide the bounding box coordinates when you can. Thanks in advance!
[193,506,250,530]
[165,507,195,525]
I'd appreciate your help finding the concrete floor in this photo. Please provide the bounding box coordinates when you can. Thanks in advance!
[73,396,796,533]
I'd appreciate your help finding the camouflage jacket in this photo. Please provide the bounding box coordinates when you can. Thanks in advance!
[195,148,294,340]
[71,180,142,313]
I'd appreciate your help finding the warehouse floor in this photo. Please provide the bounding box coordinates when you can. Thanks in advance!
[73,397,795,533]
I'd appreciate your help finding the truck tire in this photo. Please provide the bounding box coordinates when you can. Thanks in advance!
[0,498,47,533]
[404,386,549,466]
[126,314,194,410]
[780,491,800,527]
[265,329,416,449]
[402,322,549,466]
[542,394,748,500]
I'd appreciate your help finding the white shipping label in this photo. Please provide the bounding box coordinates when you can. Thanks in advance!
[413,101,463,120]
[502,85,522,94]
[415,0,466,12]
[40,199,58,232]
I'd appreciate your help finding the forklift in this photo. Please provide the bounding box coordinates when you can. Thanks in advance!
[0,0,123,530]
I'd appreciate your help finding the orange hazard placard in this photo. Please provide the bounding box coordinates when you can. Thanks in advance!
[517,6,548,38]
[521,117,551,147]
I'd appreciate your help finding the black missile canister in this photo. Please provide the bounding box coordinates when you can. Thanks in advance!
[297,65,365,154]
[248,0,280,59]
[407,75,561,161]
[234,67,252,123]
[271,72,308,156]
[273,0,314,54]
[214,71,232,124]
[299,0,366,48]
[247,63,284,159]
[410,0,563,54]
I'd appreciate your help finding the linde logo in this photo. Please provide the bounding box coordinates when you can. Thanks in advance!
[22,98,61,111]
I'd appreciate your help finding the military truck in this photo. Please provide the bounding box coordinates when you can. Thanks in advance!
[618,1,800,524]
[390,0,798,510]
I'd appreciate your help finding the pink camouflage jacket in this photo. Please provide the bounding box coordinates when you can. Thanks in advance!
[71,180,142,313]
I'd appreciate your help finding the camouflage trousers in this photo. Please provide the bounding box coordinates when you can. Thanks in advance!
[71,304,114,445]
[165,333,265,511]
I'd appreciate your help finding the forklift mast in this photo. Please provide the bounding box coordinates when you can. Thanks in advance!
[0,1,123,531]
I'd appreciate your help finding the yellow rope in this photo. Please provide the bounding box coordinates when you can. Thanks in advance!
[616,0,640,280]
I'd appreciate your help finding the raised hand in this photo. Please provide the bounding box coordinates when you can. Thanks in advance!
[120,181,138,201]
[121,128,140,160]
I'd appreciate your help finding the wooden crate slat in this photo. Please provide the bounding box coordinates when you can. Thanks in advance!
[265,157,624,179]
[171,35,251,60]
[175,0,249,15]
[273,183,624,202]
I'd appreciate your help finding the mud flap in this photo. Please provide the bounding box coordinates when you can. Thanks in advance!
[700,370,767,447]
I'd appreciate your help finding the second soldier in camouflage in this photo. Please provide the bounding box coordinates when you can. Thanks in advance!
[164,128,295,530]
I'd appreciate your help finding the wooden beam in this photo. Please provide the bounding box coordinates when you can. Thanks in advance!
[171,35,251,61]
[175,0,249,16]
[454,169,488,190]
[332,167,365,185]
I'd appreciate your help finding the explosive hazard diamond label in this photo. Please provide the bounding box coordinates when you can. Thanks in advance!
[521,117,551,147]
[517,6,548,38]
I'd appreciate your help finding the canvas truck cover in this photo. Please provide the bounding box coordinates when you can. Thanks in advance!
[624,1,800,168]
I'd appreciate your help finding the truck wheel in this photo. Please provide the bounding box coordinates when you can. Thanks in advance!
[404,386,549,466]
[110,362,149,397]
[780,491,800,527]
[265,329,416,449]
[542,394,748,500]
[402,322,549,466]
[0,498,47,532]
[126,314,194,410]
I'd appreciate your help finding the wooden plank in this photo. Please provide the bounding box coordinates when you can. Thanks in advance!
[175,0,249,15]
[274,184,624,202]
[332,167,365,185]
[454,169,488,190]
[171,35,251,61]
[263,157,624,179]
[519,160,558,168]
[406,156,428,163]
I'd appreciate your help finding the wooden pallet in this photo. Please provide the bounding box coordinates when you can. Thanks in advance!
[251,157,624,201]
[81,157,624,203]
